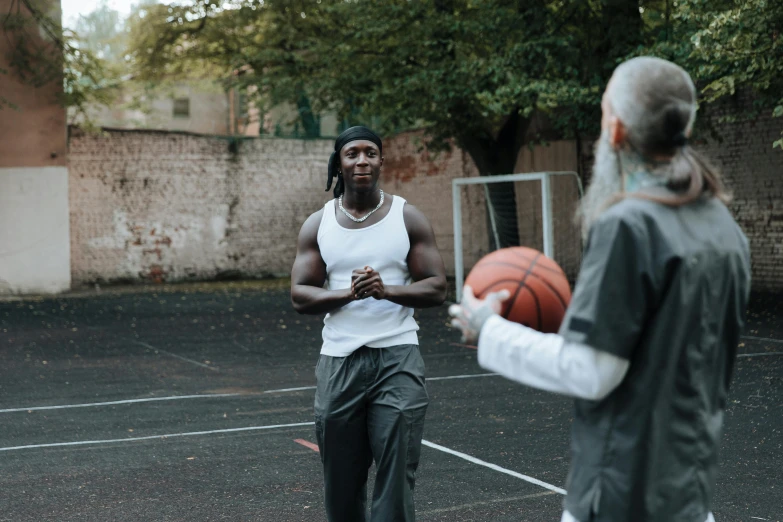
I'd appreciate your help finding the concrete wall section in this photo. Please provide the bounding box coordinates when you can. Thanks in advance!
[0,0,70,295]
[68,130,333,286]
[0,167,71,294]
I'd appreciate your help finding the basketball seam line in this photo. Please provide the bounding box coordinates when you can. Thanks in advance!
[506,248,565,275]
[474,261,569,310]
[476,260,565,278]
[523,255,543,331]
[521,284,542,332]
[515,253,542,330]
[504,281,525,322]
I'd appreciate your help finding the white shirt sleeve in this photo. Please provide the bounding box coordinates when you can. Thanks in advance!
[477,315,630,401]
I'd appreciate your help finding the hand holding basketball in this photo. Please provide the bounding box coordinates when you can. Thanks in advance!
[464,247,571,333]
[449,285,511,344]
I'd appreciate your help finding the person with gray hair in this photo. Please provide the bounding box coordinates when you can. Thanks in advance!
[449,56,751,521]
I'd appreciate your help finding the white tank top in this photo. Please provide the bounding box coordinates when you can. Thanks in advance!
[317,195,419,356]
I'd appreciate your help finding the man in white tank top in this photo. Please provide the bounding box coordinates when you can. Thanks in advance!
[291,126,447,522]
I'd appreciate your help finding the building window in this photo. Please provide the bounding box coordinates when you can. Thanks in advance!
[173,98,190,118]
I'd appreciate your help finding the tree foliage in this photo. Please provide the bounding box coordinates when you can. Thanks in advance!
[631,0,782,147]
[126,0,781,247]
[1,0,120,121]
[127,1,782,149]
[683,0,781,148]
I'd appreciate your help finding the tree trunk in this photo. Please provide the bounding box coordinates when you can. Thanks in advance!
[460,111,532,250]
[601,0,643,63]
[296,90,320,138]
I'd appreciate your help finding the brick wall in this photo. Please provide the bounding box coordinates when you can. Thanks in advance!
[69,130,333,285]
[381,133,488,275]
[385,135,583,281]
[697,94,783,291]
[69,104,782,291]
[68,129,484,286]
[575,94,783,292]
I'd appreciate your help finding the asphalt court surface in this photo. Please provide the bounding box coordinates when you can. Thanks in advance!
[1,281,781,521]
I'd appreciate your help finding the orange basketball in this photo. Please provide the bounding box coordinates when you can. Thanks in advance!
[465,247,571,333]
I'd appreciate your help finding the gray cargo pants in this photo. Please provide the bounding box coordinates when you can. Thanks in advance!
[314,344,429,522]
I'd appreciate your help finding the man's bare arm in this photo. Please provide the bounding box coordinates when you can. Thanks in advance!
[290,210,355,315]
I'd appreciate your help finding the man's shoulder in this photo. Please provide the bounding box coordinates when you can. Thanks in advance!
[400,199,433,232]
[399,197,431,218]
[595,195,747,259]
[604,194,739,230]
[596,196,679,237]
[603,196,659,220]
[306,206,327,225]
[299,203,330,239]
[592,198,652,237]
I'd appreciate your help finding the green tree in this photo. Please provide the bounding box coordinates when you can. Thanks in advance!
[128,0,646,247]
[631,0,782,147]
[127,0,782,245]
[680,0,781,148]
[1,0,118,120]
[71,0,127,65]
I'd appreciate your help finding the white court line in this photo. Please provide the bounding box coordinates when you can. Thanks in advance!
[421,439,567,495]
[0,394,241,414]
[418,491,555,516]
[132,339,218,372]
[33,309,219,372]
[1,373,501,412]
[0,422,315,452]
[232,339,251,352]
[261,373,499,394]
[737,352,783,358]
[263,386,317,394]
[741,335,783,345]
[428,373,498,382]
[3,421,568,499]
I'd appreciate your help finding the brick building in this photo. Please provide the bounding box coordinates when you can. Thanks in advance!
[0,0,71,294]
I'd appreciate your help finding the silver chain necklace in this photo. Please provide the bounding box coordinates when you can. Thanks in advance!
[338,190,385,223]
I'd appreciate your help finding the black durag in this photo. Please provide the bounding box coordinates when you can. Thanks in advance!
[326,126,383,198]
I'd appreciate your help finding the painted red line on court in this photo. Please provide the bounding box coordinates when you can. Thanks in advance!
[294,439,320,452]
[450,342,478,350]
